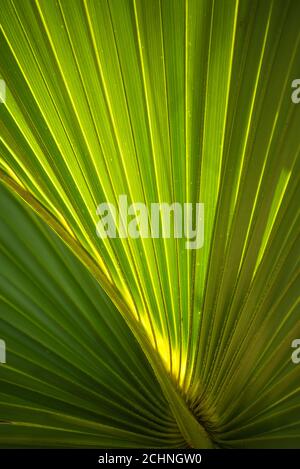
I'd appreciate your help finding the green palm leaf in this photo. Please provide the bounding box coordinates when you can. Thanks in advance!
[0,183,186,448]
[0,0,299,448]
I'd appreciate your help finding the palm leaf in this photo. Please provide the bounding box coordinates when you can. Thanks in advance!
[0,0,299,448]
[0,183,186,447]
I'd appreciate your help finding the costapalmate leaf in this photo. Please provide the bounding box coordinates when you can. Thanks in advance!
[0,0,299,448]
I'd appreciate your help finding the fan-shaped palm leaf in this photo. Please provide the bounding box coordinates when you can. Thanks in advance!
[0,0,299,448]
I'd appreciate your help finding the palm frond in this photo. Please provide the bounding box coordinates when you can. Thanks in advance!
[0,0,299,448]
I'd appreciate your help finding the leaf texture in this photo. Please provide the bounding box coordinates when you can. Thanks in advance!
[0,0,299,448]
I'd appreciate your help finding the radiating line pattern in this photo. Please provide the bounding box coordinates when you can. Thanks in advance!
[0,0,299,448]
[0,183,185,448]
